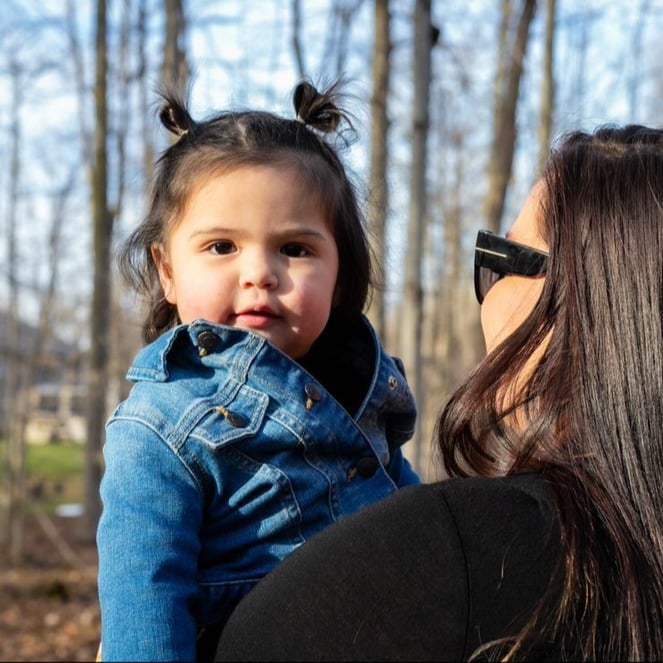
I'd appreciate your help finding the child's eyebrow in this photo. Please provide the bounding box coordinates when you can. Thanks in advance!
[188,226,238,239]
[188,225,329,241]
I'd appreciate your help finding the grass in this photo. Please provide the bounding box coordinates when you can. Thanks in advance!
[1,440,85,513]
[26,441,84,481]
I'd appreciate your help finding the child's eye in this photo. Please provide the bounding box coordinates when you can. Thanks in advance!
[209,241,236,255]
[281,243,309,258]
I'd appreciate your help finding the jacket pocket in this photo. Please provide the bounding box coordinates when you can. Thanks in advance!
[195,384,269,448]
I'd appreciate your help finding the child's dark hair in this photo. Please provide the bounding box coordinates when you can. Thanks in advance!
[120,80,373,343]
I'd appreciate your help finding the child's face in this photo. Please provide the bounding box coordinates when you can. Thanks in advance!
[153,165,339,359]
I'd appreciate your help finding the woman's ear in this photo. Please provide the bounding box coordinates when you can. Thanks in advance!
[151,243,177,304]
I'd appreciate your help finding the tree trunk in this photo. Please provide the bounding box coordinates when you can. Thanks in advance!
[483,0,537,233]
[162,0,189,88]
[537,0,556,171]
[291,0,306,79]
[3,59,25,564]
[366,0,391,339]
[82,0,112,540]
[330,0,364,75]
[628,0,650,118]
[400,0,435,475]
[66,0,91,164]
[138,0,154,181]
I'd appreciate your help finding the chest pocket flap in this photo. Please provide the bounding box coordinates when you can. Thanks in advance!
[198,385,269,448]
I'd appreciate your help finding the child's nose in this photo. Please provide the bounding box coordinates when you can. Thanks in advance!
[239,254,278,289]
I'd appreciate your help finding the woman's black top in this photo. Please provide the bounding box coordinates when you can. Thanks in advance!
[215,472,562,661]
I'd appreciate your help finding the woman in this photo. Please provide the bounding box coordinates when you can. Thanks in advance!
[215,125,663,661]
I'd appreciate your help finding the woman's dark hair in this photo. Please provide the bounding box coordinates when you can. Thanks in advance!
[120,80,372,343]
[437,125,663,659]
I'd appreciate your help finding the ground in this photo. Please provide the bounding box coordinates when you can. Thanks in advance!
[0,513,100,662]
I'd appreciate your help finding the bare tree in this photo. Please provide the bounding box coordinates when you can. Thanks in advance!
[107,0,154,407]
[537,0,556,171]
[82,0,113,539]
[163,0,189,88]
[628,0,650,118]
[366,0,391,338]
[107,0,147,412]
[1,69,76,561]
[483,0,537,233]
[431,124,478,394]
[291,0,307,79]
[138,0,155,181]
[400,0,437,474]
[13,173,76,563]
[327,0,366,76]
[2,57,25,562]
[1,4,94,562]
[66,0,92,165]
[115,0,132,218]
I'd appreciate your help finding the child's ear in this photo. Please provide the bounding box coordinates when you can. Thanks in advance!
[151,243,176,304]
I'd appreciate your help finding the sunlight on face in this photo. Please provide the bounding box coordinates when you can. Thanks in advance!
[480,183,548,355]
[480,182,552,425]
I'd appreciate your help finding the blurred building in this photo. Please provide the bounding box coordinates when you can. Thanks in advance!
[0,312,86,444]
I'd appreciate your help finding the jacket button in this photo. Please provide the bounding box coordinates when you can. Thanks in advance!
[225,412,248,428]
[215,405,248,428]
[198,330,219,356]
[356,456,378,478]
[304,383,323,409]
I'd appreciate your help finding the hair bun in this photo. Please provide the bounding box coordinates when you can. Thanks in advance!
[158,92,196,138]
[293,81,344,134]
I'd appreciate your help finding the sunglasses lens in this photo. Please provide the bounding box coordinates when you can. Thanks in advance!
[474,229,548,304]
[475,266,502,304]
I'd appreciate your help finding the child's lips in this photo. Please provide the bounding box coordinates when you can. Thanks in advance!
[234,308,279,329]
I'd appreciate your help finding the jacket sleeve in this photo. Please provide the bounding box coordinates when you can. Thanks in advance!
[97,418,203,662]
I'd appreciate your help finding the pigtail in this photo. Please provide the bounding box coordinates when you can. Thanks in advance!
[158,90,198,138]
[293,80,353,135]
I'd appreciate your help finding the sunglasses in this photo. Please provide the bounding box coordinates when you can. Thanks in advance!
[474,230,548,304]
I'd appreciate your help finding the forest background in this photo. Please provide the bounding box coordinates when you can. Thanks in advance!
[1,0,663,659]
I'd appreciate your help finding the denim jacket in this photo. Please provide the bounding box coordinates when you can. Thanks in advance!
[97,315,419,662]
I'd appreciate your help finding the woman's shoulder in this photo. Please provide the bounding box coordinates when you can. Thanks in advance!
[427,473,561,654]
[361,472,555,531]
[328,473,560,610]
[430,472,556,528]
[379,473,559,575]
